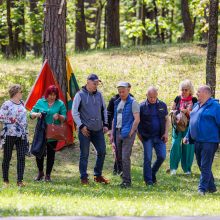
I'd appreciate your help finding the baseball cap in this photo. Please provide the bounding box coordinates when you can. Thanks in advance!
[87,73,101,82]
[117,81,129,88]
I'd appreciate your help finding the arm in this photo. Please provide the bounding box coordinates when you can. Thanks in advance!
[0,102,15,123]
[54,101,67,122]
[101,93,108,133]
[30,100,42,119]
[161,115,169,143]
[129,112,140,137]
[72,93,83,129]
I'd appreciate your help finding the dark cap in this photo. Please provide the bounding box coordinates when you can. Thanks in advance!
[87,73,101,82]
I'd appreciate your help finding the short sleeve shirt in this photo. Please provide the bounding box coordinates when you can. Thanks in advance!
[116,100,140,128]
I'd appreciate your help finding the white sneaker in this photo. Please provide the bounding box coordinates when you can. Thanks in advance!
[170,170,177,175]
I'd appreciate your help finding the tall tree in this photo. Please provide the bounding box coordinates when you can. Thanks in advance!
[30,0,42,56]
[75,0,89,51]
[206,0,219,97]
[106,0,120,48]
[43,0,67,97]
[6,0,14,56]
[180,0,194,42]
[152,0,160,42]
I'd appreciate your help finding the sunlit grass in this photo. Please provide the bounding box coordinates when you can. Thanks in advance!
[0,43,220,216]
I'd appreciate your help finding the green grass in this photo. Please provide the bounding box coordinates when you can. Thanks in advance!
[0,43,220,216]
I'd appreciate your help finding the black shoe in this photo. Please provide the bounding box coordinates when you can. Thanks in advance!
[152,175,157,184]
[34,171,44,181]
[208,188,217,193]
[120,182,131,188]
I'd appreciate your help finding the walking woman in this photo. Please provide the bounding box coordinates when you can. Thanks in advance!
[169,79,197,175]
[30,85,66,182]
[0,84,28,187]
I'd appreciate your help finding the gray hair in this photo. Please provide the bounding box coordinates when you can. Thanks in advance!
[8,84,22,98]
[199,85,212,95]
[179,79,194,95]
[147,86,158,95]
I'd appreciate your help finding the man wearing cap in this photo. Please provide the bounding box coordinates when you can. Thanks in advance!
[72,73,109,185]
[138,86,169,186]
[107,83,132,175]
[111,82,140,188]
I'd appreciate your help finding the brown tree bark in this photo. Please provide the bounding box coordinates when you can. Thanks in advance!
[6,0,14,56]
[43,0,67,98]
[106,0,120,48]
[30,0,42,56]
[152,0,160,42]
[206,0,219,97]
[75,0,89,51]
[180,0,194,42]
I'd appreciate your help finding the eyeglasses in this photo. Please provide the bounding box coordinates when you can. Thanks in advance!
[182,89,188,92]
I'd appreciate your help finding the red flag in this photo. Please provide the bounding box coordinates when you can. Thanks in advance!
[25,60,72,151]
[25,60,65,110]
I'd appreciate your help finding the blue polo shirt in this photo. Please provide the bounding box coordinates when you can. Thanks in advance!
[149,103,160,137]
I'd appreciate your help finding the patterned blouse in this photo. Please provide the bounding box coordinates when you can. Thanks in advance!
[0,100,27,138]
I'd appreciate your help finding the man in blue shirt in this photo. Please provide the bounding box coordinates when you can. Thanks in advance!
[138,86,169,185]
[184,85,220,195]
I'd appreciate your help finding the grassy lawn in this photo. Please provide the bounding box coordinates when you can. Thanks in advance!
[0,43,220,216]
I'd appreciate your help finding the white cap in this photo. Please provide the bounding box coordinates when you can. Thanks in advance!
[117,81,129,88]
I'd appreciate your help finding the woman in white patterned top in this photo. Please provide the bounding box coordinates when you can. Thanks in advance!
[0,84,28,187]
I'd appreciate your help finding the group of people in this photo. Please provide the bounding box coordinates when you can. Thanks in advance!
[0,74,220,196]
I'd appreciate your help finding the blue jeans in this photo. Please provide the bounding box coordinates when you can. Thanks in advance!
[194,142,218,192]
[78,129,106,179]
[143,137,166,184]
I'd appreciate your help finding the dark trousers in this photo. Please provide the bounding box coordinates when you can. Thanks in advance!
[194,142,218,192]
[78,129,106,179]
[36,141,57,175]
[2,136,26,182]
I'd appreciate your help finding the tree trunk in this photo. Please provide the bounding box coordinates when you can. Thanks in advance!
[206,0,219,97]
[202,5,209,41]
[6,0,14,56]
[75,0,89,51]
[30,0,42,56]
[95,0,104,48]
[13,1,26,56]
[152,0,160,42]
[106,0,120,48]
[180,0,194,42]
[43,0,67,98]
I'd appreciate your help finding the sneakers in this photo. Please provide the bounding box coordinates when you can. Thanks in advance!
[17,181,26,187]
[120,182,131,188]
[170,169,177,175]
[45,175,52,182]
[94,176,110,184]
[198,190,205,196]
[81,177,89,185]
[34,171,44,181]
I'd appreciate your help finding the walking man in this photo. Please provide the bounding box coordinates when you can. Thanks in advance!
[111,82,140,188]
[72,74,109,185]
[138,86,169,185]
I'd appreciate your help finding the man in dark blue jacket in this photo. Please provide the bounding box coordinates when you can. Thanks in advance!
[184,85,220,195]
[138,86,169,186]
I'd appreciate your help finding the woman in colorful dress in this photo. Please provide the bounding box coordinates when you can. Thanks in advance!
[0,84,28,187]
[30,85,66,182]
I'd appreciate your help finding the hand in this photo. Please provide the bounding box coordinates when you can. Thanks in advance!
[81,126,90,137]
[161,134,168,143]
[103,126,108,134]
[34,112,42,118]
[183,137,189,144]
[53,113,59,120]
[129,130,134,138]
